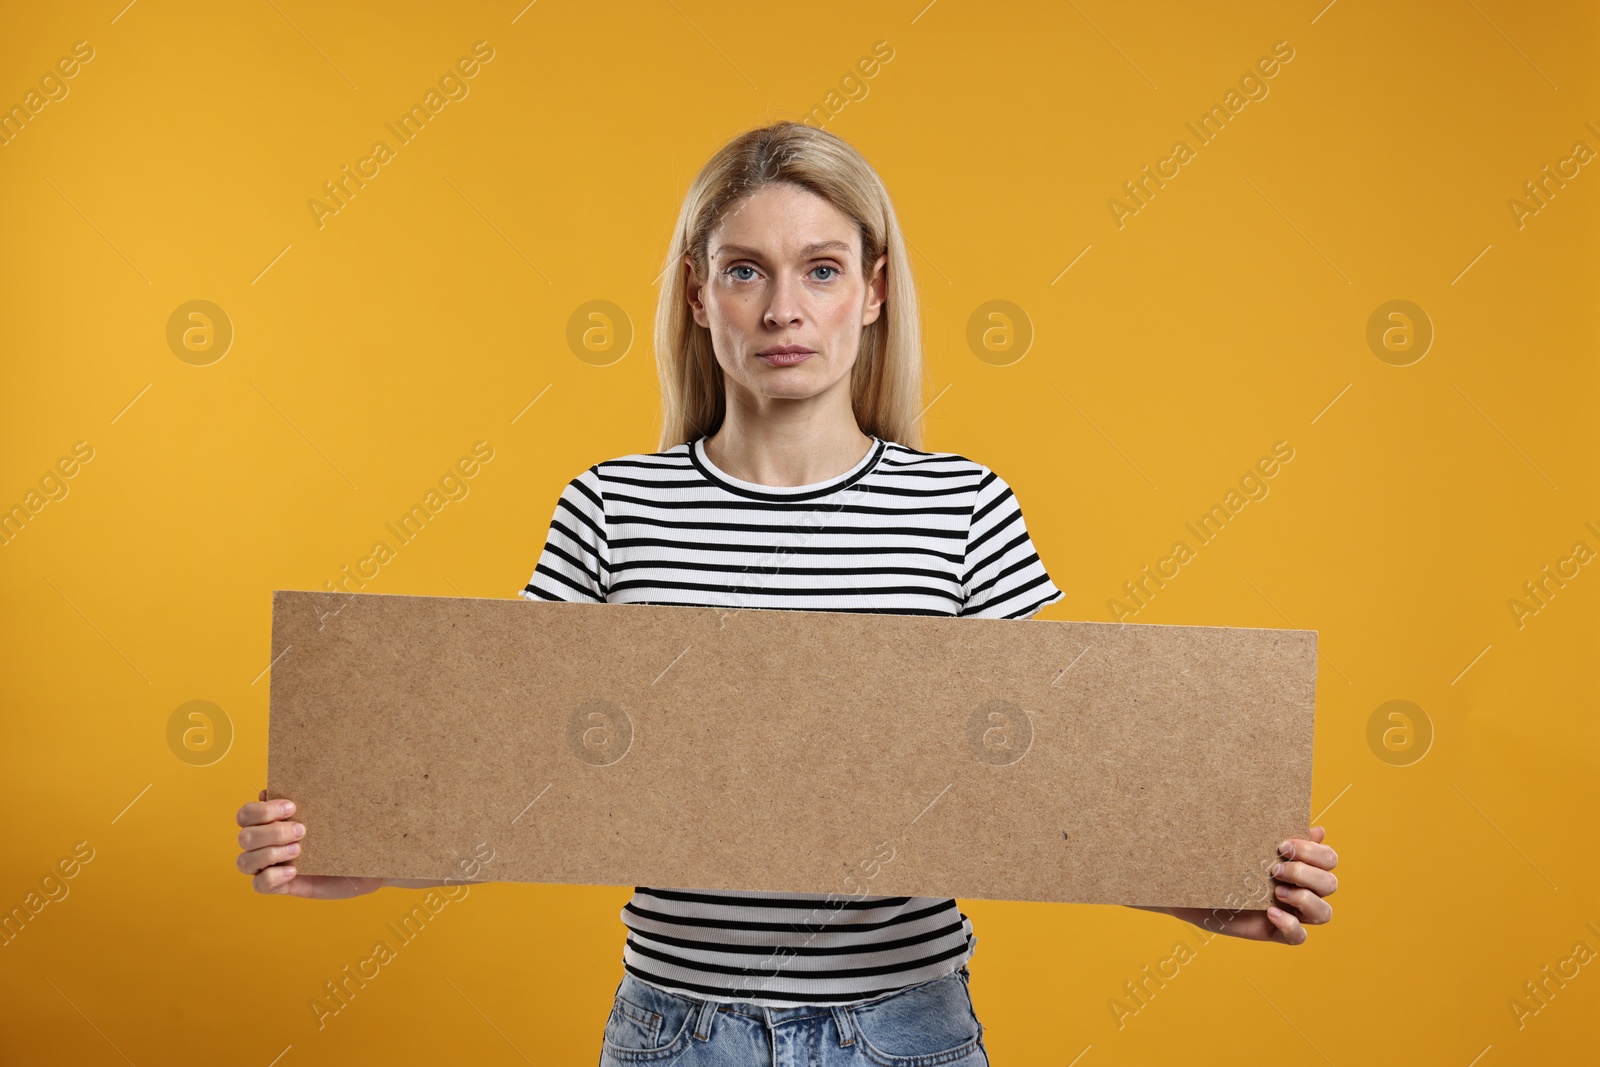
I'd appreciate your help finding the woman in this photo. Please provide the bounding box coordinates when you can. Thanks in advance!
[235,120,1339,1064]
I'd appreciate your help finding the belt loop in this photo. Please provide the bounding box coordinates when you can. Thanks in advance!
[830,1005,856,1046]
[692,998,718,1041]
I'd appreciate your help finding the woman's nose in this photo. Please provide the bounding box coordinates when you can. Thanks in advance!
[763,275,804,326]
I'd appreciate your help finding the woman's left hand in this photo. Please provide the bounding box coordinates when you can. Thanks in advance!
[1135,826,1339,946]
[1217,825,1339,945]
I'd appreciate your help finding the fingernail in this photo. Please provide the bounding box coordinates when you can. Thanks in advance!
[294,823,305,838]
[1274,884,1289,898]
[287,843,300,856]
[1267,905,1284,919]
[1271,863,1284,877]
[1277,841,1291,857]
[284,866,297,876]
[282,802,296,816]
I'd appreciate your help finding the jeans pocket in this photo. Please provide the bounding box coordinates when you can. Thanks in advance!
[600,976,697,1063]
[846,970,985,1066]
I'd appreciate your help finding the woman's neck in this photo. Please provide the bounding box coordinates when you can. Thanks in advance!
[701,420,873,488]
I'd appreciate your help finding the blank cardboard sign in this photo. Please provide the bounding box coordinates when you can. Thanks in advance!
[265,590,1317,909]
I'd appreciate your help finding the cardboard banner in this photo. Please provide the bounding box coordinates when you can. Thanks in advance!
[265,590,1317,909]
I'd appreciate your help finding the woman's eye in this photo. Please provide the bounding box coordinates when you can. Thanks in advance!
[725,264,838,282]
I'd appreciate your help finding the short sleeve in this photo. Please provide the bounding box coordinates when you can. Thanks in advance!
[519,466,609,603]
[960,467,1064,619]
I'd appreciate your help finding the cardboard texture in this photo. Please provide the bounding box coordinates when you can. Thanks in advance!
[265,590,1317,909]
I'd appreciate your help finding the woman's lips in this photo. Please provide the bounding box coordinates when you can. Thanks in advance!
[757,350,814,366]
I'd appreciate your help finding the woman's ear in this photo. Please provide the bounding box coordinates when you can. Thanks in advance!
[684,254,709,328]
[862,252,888,326]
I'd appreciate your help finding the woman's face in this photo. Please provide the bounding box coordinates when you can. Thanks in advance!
[686,182,888,413]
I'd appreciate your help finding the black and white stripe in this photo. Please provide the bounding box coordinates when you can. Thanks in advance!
[520,434,1063,1005]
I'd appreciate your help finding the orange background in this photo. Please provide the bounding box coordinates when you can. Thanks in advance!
[1,1,1596,1063]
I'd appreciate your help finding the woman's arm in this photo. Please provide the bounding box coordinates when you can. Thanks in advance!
[1126,826,1339,946]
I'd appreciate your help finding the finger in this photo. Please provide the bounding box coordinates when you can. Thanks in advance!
[1278,836,1338,872]
[259,788,267,802]
[1272,883,1333,924]
[1266,905,1307,946]
[237,820,305,853]
[237,840,303,876]
[1272,859,1338,897]
[1309,826,1326,844]
[237,798,296,828]
[253,864,297,895]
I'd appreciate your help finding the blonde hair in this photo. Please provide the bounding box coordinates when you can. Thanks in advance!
[653,121,925,452]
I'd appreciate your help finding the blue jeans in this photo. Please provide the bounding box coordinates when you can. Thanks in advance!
[597,965,989,1066]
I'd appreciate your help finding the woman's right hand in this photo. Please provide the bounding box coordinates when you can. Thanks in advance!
[236,789,381,899]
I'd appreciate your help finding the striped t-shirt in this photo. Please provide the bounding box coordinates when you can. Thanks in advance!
[519,433,1064,1006]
